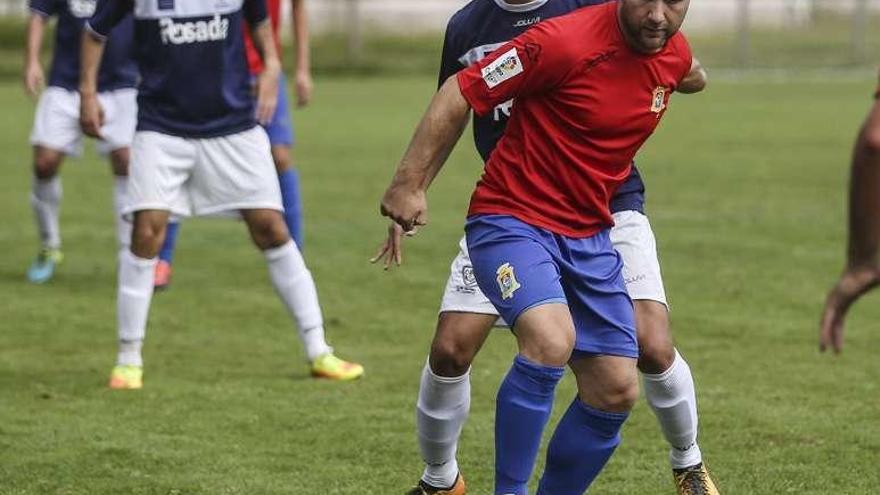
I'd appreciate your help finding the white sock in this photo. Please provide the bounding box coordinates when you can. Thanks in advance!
[112,176,132,250]
[642,349,703,469]
[264,240,331,361]
[116,250,156,367]
[31,175,62,249]
[417,361,470,489]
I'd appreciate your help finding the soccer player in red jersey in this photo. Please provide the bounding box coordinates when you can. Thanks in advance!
[380,1,705,493]
[820,73,880,353]
[155,0,312,288]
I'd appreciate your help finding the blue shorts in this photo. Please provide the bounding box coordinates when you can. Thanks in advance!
[261,73,295,147]
[465,215,637,359]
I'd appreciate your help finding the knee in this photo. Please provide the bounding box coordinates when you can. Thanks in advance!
[521,334,574,367]
[635,303,675,375]
[429,333,477,377]
[590,379,639,413]
[250,214,291,250]
[130,216,166,258]
[33,152,62,179]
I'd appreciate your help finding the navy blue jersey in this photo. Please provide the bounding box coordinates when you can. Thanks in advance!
[29,0,137,91]
[440,0,646,213]
[88,0,268,139]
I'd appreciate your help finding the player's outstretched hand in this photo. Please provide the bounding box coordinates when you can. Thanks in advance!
[370,222,412,270]
[380,183,428,233]
[79,92,105,139]
[23,62,44,99]
[295,69,313,108]
[256,63,281,125]
[820,266,880,353]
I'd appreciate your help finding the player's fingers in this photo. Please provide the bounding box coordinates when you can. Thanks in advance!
[82,118,99,138]
[832,319,846,354]
[369,240,390,264]
[391,226,402,267]
[819,302,838,353]
[257,100,273,125]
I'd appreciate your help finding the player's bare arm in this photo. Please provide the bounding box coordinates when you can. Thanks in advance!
[24,13,46,98]
[380,76,470,233]
[78,27,106,139]
[820,92,880,353]
[250,20,282,125]
[678,56,707,94]
[291,0,313,107]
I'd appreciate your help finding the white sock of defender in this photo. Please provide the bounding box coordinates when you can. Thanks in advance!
[112,177,132,249]
[264,241,332,361]
[642,349,702,469]
[31,175,62,249]
[117,250,156,367]
[417,361,471,489]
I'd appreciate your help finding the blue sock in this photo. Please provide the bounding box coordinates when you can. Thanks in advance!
[495,355,565,495]
[278,169,303,250]
[536,398,629,495]
[158,222,180,264]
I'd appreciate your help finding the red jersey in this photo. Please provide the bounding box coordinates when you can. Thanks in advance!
[244,0,282,74]
[457,1,692,238]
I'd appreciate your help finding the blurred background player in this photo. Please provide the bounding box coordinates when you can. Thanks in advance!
[380,0,705,493]
[24,0,136,283]
[820,72,880,353]
[81,0,362,389]
[153,0,313,290]
[372,0,718,494]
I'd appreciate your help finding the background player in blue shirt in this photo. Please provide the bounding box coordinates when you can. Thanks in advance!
[372,0,717,493]
[24,0,138,284]
[152,0,314,291]
[81,0,363,389]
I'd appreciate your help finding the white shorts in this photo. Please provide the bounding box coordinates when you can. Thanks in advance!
[30,86,137,156]
[126,127,283,218]
[438,210,668,316]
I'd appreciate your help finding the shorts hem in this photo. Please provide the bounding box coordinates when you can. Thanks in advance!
[268,137,294,147]
[629,295,669,308]
[195,202,283,216]
[507,297,568,328]
[570,346,639,360]
[29,139,79,157]
[122,203,187,221]
[438,306,500,316]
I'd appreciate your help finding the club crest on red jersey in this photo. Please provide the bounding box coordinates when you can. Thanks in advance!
[651,86,668,115]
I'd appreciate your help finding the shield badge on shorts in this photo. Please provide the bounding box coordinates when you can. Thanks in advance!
[496,262,521,300]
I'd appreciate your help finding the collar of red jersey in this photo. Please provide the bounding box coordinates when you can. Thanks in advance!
[493,0,549,13]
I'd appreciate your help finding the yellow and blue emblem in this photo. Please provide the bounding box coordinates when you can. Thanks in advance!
[496,262,522,300]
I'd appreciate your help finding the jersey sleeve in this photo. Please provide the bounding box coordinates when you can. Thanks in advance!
[672,33,694,86]
[437,22,462,90]
[87,0,133,39]
[28,0,60,17]
[243,0,269,28]
[456,19,580,117]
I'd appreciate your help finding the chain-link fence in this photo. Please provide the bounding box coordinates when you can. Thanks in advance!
[0,0,877,72]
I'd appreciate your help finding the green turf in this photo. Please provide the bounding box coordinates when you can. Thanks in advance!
[1,75,879,494]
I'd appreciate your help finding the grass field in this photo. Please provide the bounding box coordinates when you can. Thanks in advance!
[1,74,880,494]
